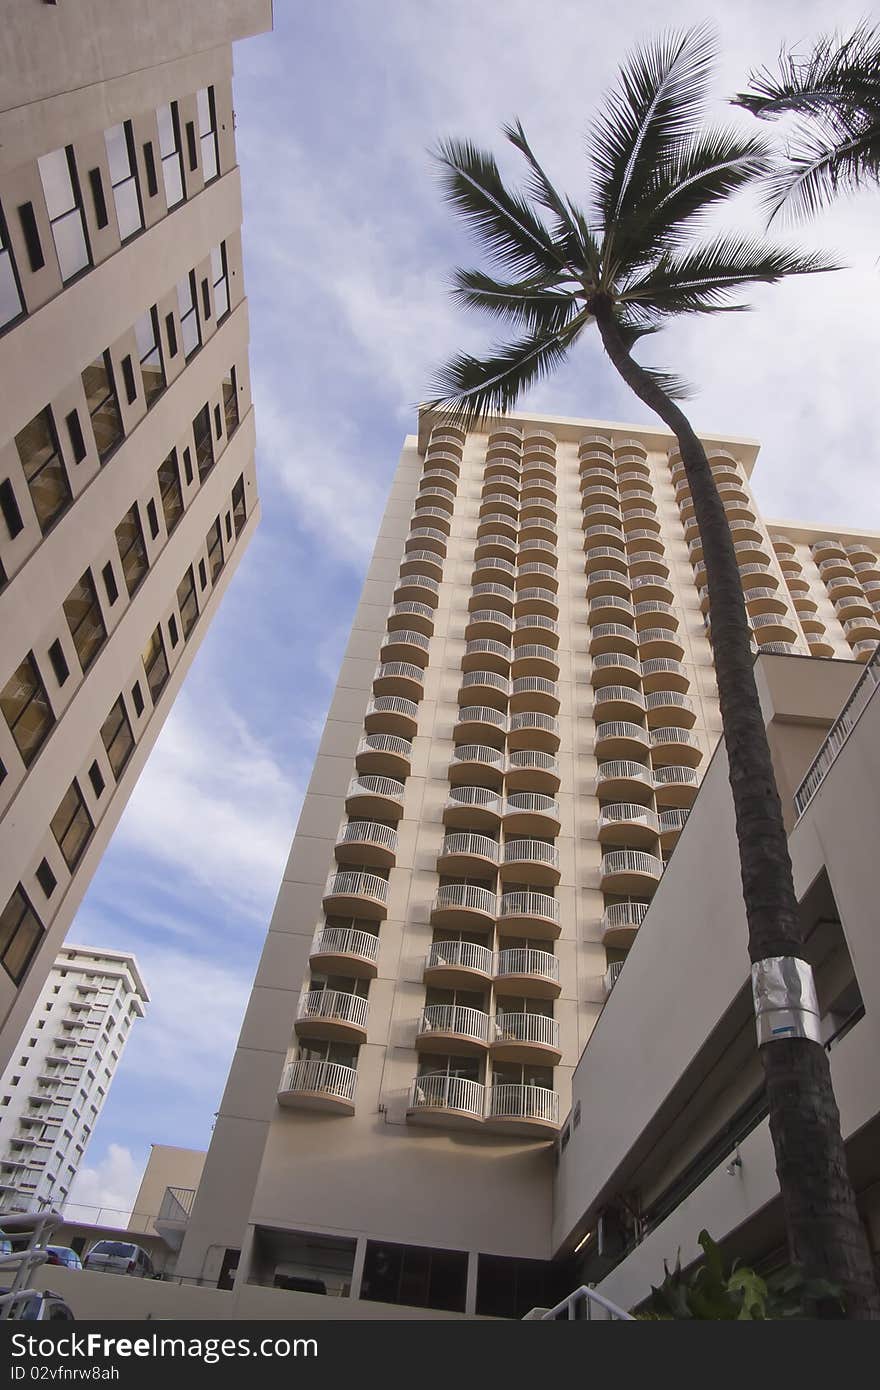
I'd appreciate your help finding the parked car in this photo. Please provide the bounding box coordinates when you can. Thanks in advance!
[45,1246,82,1270]
[83,1241,155,1278]
[0,1288,74,1320]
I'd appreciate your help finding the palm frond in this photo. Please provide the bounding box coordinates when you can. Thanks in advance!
[621,235,841,312]
[451,267,581,336]
[761,125,880,222]
[638,365,696,399]
[734,23,880,122]
[502,119,601,275]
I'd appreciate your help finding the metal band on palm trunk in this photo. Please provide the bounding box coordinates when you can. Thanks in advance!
[751,956,822,1045]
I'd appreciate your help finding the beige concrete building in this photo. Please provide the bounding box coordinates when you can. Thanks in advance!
[172,408,880,1317]
[0,1,272,1069]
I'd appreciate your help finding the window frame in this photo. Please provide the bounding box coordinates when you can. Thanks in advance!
[0,886,44,986]
[50,780,94,873]
[1,652,55,768]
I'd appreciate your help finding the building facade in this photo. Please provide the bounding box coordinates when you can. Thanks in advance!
[176,407,880,1315]
[0,1,272,1068]
[0,944,148,1216]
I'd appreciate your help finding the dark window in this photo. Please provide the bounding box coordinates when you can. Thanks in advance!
[232,475,247,537]
[18,202,45,273]
[177,272,200,358]
[156,102,184,208]
[135,308,164,405]
[198,558,207,590]
[0,208,25,328]
[193,405,213,481]
[164,311,178,358]
[142,625,169,703]
[65,409,86,464]
[104,122,143,241]
[63,571,106,673]
[146,497,159,540]
[15,407,71,533]
[223,367,239,436]
[185,121,198,172]
[100,697,134,779]
[0,887,44,985]
[121,354,137,405]
[157,451,183,534]
[87,168,108,229]
[197,88,219,183]
[47,639,69,686]
[36,859,57,898]
[51,781,94,872]
[476,1254,558,1319]
[201,278,211,320]
[81,352,123,460]
[38,146,90,282]
[101,561,118,606]
[214,403,223,440]
[1,653,54,767]
[168,614,179,648]
[210,242,229,320]
[361,1241,467,1313]
[225,512,232,542]
[182,447,193,486]
[87,761,105,798]
[0,478,24,539]
[131,681,144,717]
[142,142,158,199]
[177,566,198,639]
[114,505,148,596]
[205,518,223,584]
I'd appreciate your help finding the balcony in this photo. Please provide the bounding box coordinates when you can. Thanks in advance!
[503,792,561,836]
[416,1004,490,1055]
[480,491,518,519]
[580,463,617,488]
[470,582,515,614]
[639,628,685,660]
[845,541,878,563]
[345,774,405,820]
[515,590,560,623]
[443,785,503,830]
[437,831,499,877]
[826,575,863,600]
[589,593,634,625]
[453,704,508,744]
[462,637,512,676]
[600,850,663,894]
[591,650,642,686]
[625,529,665,557]
[424,450,462,475]
[310,925,380,978]
[597,802,659,847]
[484,453,520,479]
[405,525,447,557]
[394,572,440,605]
[501,839,561,885]
[645,689,696,728]
[589,622,638,657]
[653,764,701,807]
[498,890,560,939]
[581,482,619,509]
[477,511,518,540]
[586,568,631,600]
[584,544,628,575]
[491,1011,561,1065]
[278,1059,357,1115]
[379,628,430,666]
[650,725,702,767]
[364,694,419,739]
[495,947,560,998]
[634,601,677,631]
[373,661,424,698]
[518,536,558,565]
[506,748,561,793]
[601,900,650,946]
[465,609,514,643]
[604,959,625,994]
[334,820,398,869]
[596,759,653,802]
[412,505,452,535]
[407,1074,485,1130]
[510,675,559,715]
[472,553,516,586]
[431,883,497,929]
[744,587,790,617]
[622,507,661,534]
[355,733,412,777]
[518,516,556,543]
[295,988,369,1044]
[508,710,560,753]
[448,743,505,787]
[579,432,614,455]
[518,489,556,517]
[485,1084,559,1136]
[323,870,389,919]
[854,558,880,580]
[388,600,435,637]
[808,638,836,658]
[811,537,847,563]
[516,560,559,591]
[833,593,874,621]
[594,720,650,760]
[593,684,645,722]
[845,615,880,641]
[853,639,880,661]
[659,807,690,848]
[424,939,494,990]
[630,573,673,603]
[475,532,517,561]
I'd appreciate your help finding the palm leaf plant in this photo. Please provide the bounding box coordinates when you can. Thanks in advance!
[734,22,880,222]
[425,24,879,1318]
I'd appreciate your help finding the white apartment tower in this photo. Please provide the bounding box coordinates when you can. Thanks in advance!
[176,408,880,1314]
[0,2,272,1069]
[0,944,148,1216]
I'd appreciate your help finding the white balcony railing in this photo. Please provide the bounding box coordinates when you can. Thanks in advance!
[505,793,559,817]
[450,743,505,768]
[653,765,700,787]
[280,1059,357,1104]
[508,749,559,774]
[456,705,508,730]
[298,989,369,1030]
[602,901,650,934]
[409,1074,485,1117]
[419,1005,490,1043]
[499,891,560,924]
[488,1084,558,1125]
[601,851,663,880]
[794,645,880,817]
[325,871,389,903]
[433,884,497,917]
[426,939,494,975]
[440,832,499,862]
[495,948,559,984]
[347,774,405,804]
[598,803,659,834]
[311,925,380,966]
[445,785,502,813]
[336,821,398,852]
[503,840,560,870]
[357,734,413,760]
[597,760,653,787]
[493,1012,560,1049]
[366,695,419,722]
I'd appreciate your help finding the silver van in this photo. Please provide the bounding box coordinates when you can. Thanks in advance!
[83,1241,155,1278]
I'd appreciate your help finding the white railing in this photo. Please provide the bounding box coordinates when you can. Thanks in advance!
[499,891,559,925]
[357,733,413,759]
[794,646,880,817]
[844,616,880,635]
[471,582,515,605]
[660,809,690,833]
[853,639,880,657]
[509,711,559,736]
[584,545,627,564]
[375,660,424,686]
[592,651,641,675]
[382,628,430,652]
[440,832,499,862]
[598,803,659,834]
[625,529,661,545]
[495,948,559,984]
[817,557,852,576]
[641,656,686,678]
[505,793,559,817]
[464,639,512,662]
[407,526,447,545]
[583,503,622,521]
[280,1059,357,1104]
[503,839,560,870]
[488,1084,558,1125]
[412,506,452,526]
[493,1011,559,1049]
[298,988,369,1029]
[518,538,557,555]
[508,749,558,773]
[587,568,630,589]
[594,685,646,710]
[634,601,675,622]
[420,467,458,485]
[622,508,658,524]
[419,1004,489,1043]
[478,513,518,533]
[734,538,769,556]
[446,786,502,813]
[423,449,461,467]
[589,594,634,617]
[752,610,795,630]
[511,676,557,699]
[426,939,493,975]
[472,555,516,576]
[650,726,699,749]
[389,600,434,623]
[602,901,650,933]
[433,884,497,917]
[409,1074,485,1116]
[325,871,389,903]
[591,623,637,644]
[456,705,508,729]
[595,720,649,744]
[511,644,558,665]
[366,696,419,722]
[604,959,625,992]
[515,614,559,636]
[396,572,440,595]
[476,533,517,552]
[645,690,692,712]
[654,765,700,787]
[601,851,663,879]
[620,487,654,505]
[518,561,557,580]
[597,759,652,787]
[347,774,405,803]
[337,821,398,852]
[639,628,682,647]
[450,743,505,768]
[311,925,380,966]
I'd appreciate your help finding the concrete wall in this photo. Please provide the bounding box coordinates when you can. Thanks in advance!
[128,1145,206,1236]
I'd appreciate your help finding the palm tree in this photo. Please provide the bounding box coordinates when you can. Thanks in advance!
[425,26,879,1319]
[734,22,880,221]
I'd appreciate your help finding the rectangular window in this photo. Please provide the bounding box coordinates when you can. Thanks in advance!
[0,208,24,329]
[131,681,144,717]
[88,761,105,798]
[362,1241,467,1312]
[103,122,143,241]
[0,887,44,985]
[100,697,134,779]
[36,859,57,899]
[168,614,179,648]
[198,558,207,590]
[1,653,54,767]
[135,308,164,406]
[121,354,137,405]
[232,474,247,538]
[210,242,229,320]
[201,277,211,320]
[81,352,123,460]
[146,498,159,540]
[185,121,198,173]
[156,103,184,209]
[223,368,239,436]
[142,142,158,199]
[38,146,91,282]
[157,452,183,535]
[142,626,169,703]
[182,447,193,486]
[177,272,200,358]
[65,409,86,464]
[214,403,223,440]
[47,639,69,686]
[63,570,106,672]
[165,311,178,358]
[193,405,213,481]
[17,202,45,273]
[0,478,24,539]
[177,567,198,639]
[15,407,71,533]
[197,88,219,183]
[87,168,108,230]
[206,518,224,584]
[225,512,232,542]
[114,505,148,597]
[50,781,93,872]
[101,561,118,606]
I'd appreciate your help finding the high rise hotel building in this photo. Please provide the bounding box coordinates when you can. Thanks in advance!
[0,2,271,1068]
[177,407,880,1311]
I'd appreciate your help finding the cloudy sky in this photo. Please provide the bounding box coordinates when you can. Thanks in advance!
[69,0,880,1216]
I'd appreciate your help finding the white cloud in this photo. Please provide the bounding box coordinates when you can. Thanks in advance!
[67,1144,143,1224]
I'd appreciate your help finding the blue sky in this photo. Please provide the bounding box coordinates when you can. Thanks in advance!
[68,0,880,1214]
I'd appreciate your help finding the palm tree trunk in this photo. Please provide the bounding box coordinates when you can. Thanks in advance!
[592,300,880,1318]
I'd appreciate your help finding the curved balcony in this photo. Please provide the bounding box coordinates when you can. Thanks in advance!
[595,719,650,760]
[424,451,462,476]
[518,536,558,565]
[365,695,419,738]
[448,743,505,788]
[394,572,440,606]
[356,733,412,778]
[405,526,447,557]
[486,1084,559,1136]
[581,520,623,549]
[310,925,380,979]
[462,638,512,675]
[510,643,560,679]
[833,593,873,621]
[817,555,855,583]
[593,684,646,722]
[407,1073,485,1130]
[398,550,444,583]
[770,533,796,557]
[424,938,494,990]
[516,560,559,591]
[421,464,459,488]
[589,593,634,625]
[602,901,650,949]
[596,759,653,802]
[586,568,631,601]
[600,849,663,894]
[581,483,619,510]
[826,575,863,600]
[743,587,790,617]
[630,573,673,603]
[475,533,517,562]
[808,638,836,658]
[515,588,559,620]
[845,542,878,564]
[659,807,690,848]
[853,638,880,661]
[580,466,617,493]
[454,704,508,745]
[373,661,424,699]
[597,802,660,847]
[443,785,503,831]
[380,628,431,666]
[278,1059,357,1115]
[412,505,452,535]
[472,553,516,586]
[750,612,800,645]
[579,432,614,456]
[591,650,642,686]
[506,748,560,794]
[491,1011,561,1065]
[622,507,661,534]
[508,710,560,753]
[387,601,434,637]
[484,456,520,483]
[639,628,685,661]
[430,423,466,446]
[477,511,518,540]
[737,563,778,590]
[437,831,499,877]
[334,820,398,869]
[634,601,677,632]
[619,484,655,507]
[460,668,510,707]
[519,489,556,518]
[732,537,772,565]
[645,689,696,728]
[811,537,847,563]
[498,890,560,939]
[431,883,497,929]
[518,518,557,545]
[479,492,518,519]
[501,839,561,886]
[844,614,880,641]
[470,584,515,617]
[584,544,628,575]
[488,423,523,448]
[346,774,405,821]
[653,764,701,807]
[416,1004,490,1055]
[650,725,702,768]
[513,614,560,649]
[510,675,559,715]
[800,615,826,636]
[494,948,560,999]
[503,792,561,836]
[323,870,389,920]
[295,988,369,1044]
[625,529,665,558]
[589,622,638,657]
